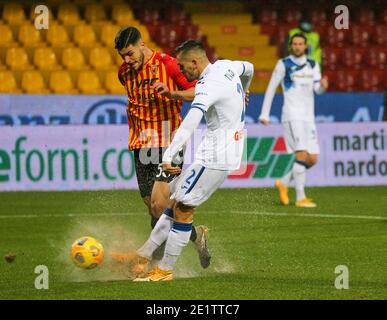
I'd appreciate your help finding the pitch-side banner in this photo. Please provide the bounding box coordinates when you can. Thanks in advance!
[0,123,386,191]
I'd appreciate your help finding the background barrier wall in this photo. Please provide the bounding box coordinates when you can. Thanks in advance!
[1,122,386,191]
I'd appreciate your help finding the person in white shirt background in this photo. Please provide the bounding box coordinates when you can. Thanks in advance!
[129,40,254,281]
[259,33,328,208]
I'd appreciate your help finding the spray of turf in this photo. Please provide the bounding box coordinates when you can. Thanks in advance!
[53,214,236,283]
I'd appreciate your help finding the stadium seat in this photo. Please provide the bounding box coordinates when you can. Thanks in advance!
[85,3,107,23]
[349,25,372,47]
[0,24,15,47]
[18,23,44,47]
[323,26,349,47]
[73,24,98,48]
[57,3,81,25]
[33,47,61,71]
[281,9,302,25]
[2,3,26,25]
[100,24,121,47]
[21,70,49,94]
[322,48,343,71]
[140,9,160,26]
[0,70,20,93]
[62,47,89,70]
[77,71,106,94]
[307,9,328,26]
[256,9,278,25]
[373,25,387,46]
[6,47,34,71]
[355,8,376,25]
[112,3,135,25]
[341,47,364,70]
[368,48,387,69]
[378,8,387,24]
[89,47,114,70]
[104,70,126,94]
[46,24,72,47]
[166,9,190,26]
[49,70,78,94]
[359,70,384,92]
[336,70,359,92]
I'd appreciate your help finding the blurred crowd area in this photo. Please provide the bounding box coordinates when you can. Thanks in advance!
[0,0,385,94]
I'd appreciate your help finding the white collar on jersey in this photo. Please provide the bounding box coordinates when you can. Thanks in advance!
[289,55,307,66]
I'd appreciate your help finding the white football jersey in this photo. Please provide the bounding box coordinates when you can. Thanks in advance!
[191,60,252,170]
[260,55,323,123]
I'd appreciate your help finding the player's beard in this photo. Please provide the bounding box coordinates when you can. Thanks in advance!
[131,52,145,71]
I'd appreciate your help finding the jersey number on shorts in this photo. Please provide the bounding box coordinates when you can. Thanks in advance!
[237,83,245,122]
[181,169,196,190]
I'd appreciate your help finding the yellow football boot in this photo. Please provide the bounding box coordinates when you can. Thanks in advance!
[133,266,173,282]
[275,180,289,205]
[295,198,317,208]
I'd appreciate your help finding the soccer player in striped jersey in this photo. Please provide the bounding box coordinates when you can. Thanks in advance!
[259,33,328,208]
[111,26,211,268]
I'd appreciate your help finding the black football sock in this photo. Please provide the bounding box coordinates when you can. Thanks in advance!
[190,224,197,242]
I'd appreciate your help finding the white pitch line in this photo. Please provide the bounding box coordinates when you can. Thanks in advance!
[0,211,386,221]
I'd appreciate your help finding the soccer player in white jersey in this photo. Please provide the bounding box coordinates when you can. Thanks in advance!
[259,33,328,208]
[129,40,254,281]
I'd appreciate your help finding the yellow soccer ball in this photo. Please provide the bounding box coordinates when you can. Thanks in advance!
[70,236,104,269]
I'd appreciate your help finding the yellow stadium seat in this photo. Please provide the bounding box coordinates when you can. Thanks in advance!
[21,70,49,94]
[112,4,135,25]
[57,3,81,25]
[18,23,44,47]
[46,24,72,47]
[33,47,61,71]
[89,47,114,70]
[6,47,34,71]
[2,3,26,25]
[49,70,78,94]
[77,71,106,94]
[73,24,98,47]
[105,70,126,94]
[0,24,16,46]
[100,24,120,47]
[0,70,20,93]
[85,3,107,22]
[62,47,89,70]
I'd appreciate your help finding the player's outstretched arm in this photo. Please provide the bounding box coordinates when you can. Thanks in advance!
[152,82,195,101]
[259,60,284,125]
[162,107,203,173]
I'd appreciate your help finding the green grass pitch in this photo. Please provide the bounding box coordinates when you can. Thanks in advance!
[1,186,387,300]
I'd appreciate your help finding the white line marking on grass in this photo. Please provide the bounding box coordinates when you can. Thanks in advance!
[0,211,386,221]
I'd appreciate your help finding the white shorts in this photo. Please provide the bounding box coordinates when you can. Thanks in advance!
[169,163,229,207]
[282,121,320,154]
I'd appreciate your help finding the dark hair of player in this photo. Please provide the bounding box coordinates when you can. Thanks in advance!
[174,40,205,56]
[114,26,141,50]
[289,32,308,45]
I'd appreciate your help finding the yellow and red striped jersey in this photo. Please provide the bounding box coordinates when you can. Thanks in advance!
[118,51,196,150]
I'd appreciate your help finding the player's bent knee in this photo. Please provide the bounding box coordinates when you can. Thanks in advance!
[150,199,165,218]
[307,154,318,167]
[174,202,194,223]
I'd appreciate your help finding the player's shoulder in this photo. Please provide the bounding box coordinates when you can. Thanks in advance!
[118,61,128,74]
[306,58,317,68]
[156,51,175,64]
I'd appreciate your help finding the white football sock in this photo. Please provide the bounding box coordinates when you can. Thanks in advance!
[293,161,307,201]
[137,210,174,259]
[280,169,293,186]
[159,221,192,271]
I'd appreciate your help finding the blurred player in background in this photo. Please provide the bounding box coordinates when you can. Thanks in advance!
[112,26,210,268]
[130,40,254,281]
[259,33,328,208]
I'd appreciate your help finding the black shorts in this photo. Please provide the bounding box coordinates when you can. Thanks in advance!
[133,147,184,198]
